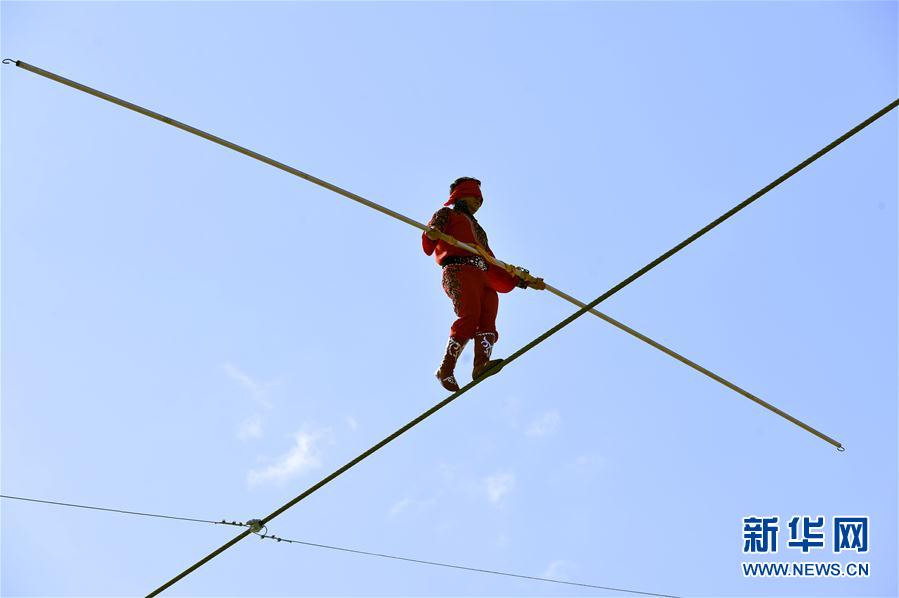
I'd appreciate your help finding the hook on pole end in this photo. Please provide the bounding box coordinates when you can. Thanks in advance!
[836,445,845,453]
[2,59,18,66]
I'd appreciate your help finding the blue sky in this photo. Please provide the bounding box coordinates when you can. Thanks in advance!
[1,2,896,597]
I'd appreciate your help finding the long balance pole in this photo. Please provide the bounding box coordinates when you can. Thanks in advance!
[3,59,823,438]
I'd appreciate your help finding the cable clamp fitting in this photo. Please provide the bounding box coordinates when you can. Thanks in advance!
[246,519,267,534]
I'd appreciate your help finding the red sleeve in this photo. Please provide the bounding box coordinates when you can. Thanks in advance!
[488,265,520,294]
[482,239,520,293]
[422,234,437,256]
[422,207,452,256]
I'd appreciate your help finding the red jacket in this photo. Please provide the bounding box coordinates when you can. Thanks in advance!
[422,207,520,293]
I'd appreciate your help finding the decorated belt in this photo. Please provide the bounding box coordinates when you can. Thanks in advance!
[441,255,488,271]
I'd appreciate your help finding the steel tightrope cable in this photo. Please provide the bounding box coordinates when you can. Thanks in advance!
[144,98,896,595]
[1,494,679,598]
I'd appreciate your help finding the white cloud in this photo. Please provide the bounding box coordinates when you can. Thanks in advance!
[237,415,263,440]
[346,416,359,432]
[543,559,574,580]
[388,465,519,520]
[387,495,438,519]
[438,462,460,483]
[222,362,276,409]
[502,397,521,429]
[484,471,516,505]
[247,429,328,487]
[389,497,413,517]
[526,409,561,438]
[566,454,605,478]
[223,363,283,441]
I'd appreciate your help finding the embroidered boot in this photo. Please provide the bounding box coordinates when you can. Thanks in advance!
[435,337,467,392]
[472,332,504,381]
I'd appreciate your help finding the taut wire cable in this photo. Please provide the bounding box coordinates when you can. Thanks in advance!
[0,494,244,527]
[1,493,680,598]
[254,532,681,598]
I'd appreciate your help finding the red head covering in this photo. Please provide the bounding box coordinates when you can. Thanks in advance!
[444,179,483,206]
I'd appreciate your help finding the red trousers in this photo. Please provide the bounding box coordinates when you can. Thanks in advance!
[442,264,499,342]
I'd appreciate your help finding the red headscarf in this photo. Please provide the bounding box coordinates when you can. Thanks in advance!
[444,179,483,206]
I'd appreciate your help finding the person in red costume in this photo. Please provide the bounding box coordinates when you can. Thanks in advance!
[422,176,544,391]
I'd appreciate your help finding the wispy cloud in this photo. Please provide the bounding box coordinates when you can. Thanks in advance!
[247,429,329,487]
[525,409,561,438]
[222,362,277,409]
[388,497,413,517]
[237,415,263,440]
[566,454,605,478]
[502,397,522,429]
[223,362,282,441]
[346,416,359,432]
[387,465,518,521]
[543,559,574,580]
[388,496,437,518]
[484,471,516,505]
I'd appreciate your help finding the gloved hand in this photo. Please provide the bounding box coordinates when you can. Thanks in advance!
[425,227,442,241]
[511,265,546,290]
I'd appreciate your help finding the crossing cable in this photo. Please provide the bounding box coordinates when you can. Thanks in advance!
[146,97,897,596]
[0,493,679,598]
[0,494,245,528]
[2,59,866,450]
[253,532,680,598]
